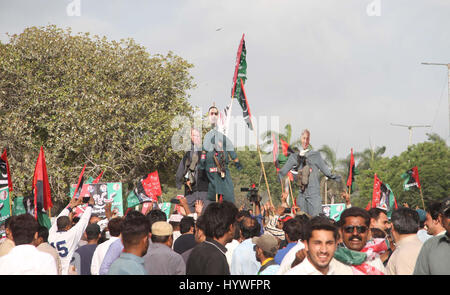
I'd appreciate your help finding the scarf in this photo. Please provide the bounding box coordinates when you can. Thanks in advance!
[334,238,387,275]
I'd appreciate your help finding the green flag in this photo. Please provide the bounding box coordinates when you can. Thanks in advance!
[231,34,253,130]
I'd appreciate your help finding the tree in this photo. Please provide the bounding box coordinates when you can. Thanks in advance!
[354,146,386,170]
[0,25,195,211]
[261,123,302,152]
[351,140,449,209]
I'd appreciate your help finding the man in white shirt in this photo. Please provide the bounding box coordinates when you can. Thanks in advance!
[285,216,339,275]
[48,195,93,275]
[0,214,57,275]
[90,216,123,275]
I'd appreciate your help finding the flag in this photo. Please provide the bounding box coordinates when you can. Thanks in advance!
[128,171,162,207]
[0,149,13,192]
[32,146,52,218]
[272,133,279,172]
[371,174,397,218]
[72,164,86,199]
[346,148,358,191]
[217,99,233,136]
[401,166,421,191]
[272,134,295,173]
[231,34,253,130]
[238,78,253,130]
[92,170,104,184]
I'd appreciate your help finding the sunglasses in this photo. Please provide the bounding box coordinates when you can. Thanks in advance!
[343,225,368,234]
[209,112,218,116]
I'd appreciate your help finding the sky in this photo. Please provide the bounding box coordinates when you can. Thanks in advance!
[1,0,449,160]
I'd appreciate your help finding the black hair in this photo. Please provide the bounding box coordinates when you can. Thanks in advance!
[370,227,386,239]
[391,207,419,235]
[121,211,149,248]
[202,201,238,239]
[304,216,339,242]
[180,216,195,234]
[338,207,370,228]
[427,201,442,220]
[57,215,71,231]
[107,217,123,237]
[86,224,101,241]
[10,214,39,245]
[146,209,167,232]
[151,235,170,243]
[368,208,388,221]
[239,216,261,239]
[37,226,49,242]
[283,218,305,241]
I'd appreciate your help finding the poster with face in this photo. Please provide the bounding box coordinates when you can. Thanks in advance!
[0,187,10,224]
[70,182,123,218]
[322,203,346,222]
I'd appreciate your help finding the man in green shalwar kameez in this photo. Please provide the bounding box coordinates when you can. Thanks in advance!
[199,105,243,203]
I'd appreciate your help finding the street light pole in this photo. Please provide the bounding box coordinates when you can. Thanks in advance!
[390,123,431,146]
[421,62,450,139]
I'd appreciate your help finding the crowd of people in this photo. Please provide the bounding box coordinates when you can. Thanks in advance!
[0,188,448,275]
[0,114,448,275]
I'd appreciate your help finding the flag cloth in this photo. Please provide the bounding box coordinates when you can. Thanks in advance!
[371,174,397,218]
[0,149,13,192]
[72,164,86,199]
[128,171,162,207]
[231,34,253,130]
[401,166,421,191]
[92,170,104,184]
[217,99,233,136]
[32,146,52,218]
[272,133,280,172]
[346,148,358,192]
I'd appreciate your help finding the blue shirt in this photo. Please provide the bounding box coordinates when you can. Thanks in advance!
[274,242,297,265]
[107,252,147,275]
[99,238,123,275]
[230,238,261,275]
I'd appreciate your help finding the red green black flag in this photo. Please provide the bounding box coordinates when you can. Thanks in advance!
[0,148,13,192]
[32,146,52,218]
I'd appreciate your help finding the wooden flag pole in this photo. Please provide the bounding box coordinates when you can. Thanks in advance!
[256,143,273,207]
[288,178,295,210]
[419,186,425,210]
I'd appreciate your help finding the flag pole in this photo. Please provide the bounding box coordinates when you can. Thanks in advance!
[239,77,273,207]
[419,186,425,210]
[288,177,295,210]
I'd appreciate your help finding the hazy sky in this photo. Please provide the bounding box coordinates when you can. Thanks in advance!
[1,0,449,160]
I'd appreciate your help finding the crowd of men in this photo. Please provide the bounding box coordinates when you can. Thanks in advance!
[0,189,448,275]
[0,112,448,275]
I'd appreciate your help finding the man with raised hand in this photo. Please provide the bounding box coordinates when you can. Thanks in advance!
[48,195,94,275]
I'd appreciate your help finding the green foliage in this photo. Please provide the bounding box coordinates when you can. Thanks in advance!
[351,140,449,209]
[0,25,194,211]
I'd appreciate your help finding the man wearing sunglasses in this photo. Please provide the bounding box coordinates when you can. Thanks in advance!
[334,207,386,275]
[200,104,243,204]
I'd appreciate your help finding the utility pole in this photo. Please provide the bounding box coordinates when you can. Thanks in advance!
[421,62,450,139]
[390,123,431,146]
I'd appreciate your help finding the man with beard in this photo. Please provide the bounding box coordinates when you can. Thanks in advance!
[334,207,386,275]
[107,212,149,275]
[278,129,342,216]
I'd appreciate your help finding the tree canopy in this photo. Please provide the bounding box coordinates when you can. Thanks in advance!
[0,25,195,210]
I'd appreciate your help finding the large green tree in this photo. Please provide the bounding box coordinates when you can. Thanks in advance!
[0,25,195,211]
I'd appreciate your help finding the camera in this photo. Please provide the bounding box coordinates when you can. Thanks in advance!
[240,184,261,203]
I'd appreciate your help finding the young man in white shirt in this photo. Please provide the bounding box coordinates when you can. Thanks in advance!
[48,195,94,275]
[285,216,339,275]
[0,214,57,275]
